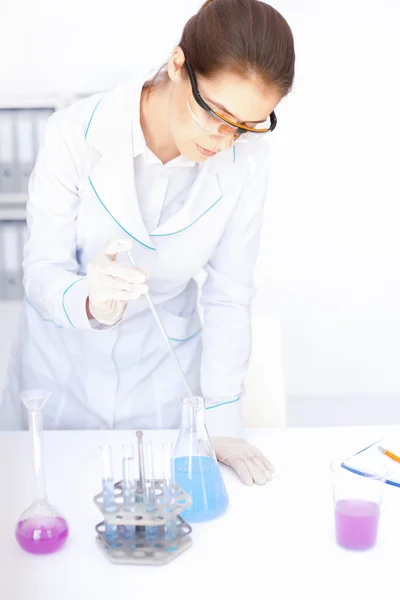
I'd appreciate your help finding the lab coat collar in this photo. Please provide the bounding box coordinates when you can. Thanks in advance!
[85,77,234,248]
[85,79,157,250]
[131,78,196,168]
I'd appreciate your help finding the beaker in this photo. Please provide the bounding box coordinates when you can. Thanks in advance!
[174,396,229,522]
[15,390,69,554]
[331,459,385,550]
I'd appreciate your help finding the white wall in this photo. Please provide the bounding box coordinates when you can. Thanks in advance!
[1,0,399,400]
[253,0,400,398]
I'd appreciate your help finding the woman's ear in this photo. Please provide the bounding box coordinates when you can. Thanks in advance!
[167,46,186,82]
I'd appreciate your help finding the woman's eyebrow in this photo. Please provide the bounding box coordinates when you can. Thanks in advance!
[203,96,267,124]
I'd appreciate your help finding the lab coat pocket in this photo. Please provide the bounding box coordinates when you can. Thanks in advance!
[40,393,85,430]
[156,305,202,343]
[41,391,106,430]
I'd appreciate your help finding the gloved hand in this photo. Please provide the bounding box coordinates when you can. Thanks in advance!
[211,436,275,486]
[86,239,148,326]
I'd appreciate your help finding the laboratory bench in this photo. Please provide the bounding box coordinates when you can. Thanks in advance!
[0,426,399,600]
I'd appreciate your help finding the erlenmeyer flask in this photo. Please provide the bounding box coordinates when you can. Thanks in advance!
[174,396,229,522]
[15,390,69,554]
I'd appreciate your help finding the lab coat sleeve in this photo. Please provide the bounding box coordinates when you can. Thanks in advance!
[201,146,269,437]
[23,113,93,330]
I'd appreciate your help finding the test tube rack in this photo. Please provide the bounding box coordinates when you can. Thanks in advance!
[93,479,193,565]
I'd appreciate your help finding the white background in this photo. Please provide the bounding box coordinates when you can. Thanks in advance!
[1,0,399,417]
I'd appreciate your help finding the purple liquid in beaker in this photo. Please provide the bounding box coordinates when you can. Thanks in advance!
[16,516,69,555]
[335,499,380,550]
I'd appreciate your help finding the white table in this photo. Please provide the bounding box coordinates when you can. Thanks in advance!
[0,427,399,600]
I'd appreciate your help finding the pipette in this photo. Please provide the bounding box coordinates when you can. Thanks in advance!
[127,251,194,399]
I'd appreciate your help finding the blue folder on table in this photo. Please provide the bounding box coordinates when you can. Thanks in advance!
[341,428,400,488]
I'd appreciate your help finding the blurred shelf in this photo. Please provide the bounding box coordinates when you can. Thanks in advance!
[0,193,28,206]
[0,95,65,110]
[0,194,27,220]
[0,210,26,220]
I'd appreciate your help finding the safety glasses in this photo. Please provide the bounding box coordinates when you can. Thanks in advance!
[181,46,277,140]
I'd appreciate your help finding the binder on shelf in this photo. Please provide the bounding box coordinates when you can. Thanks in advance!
[0,197,27,221]
[0,223,4,300]
[16,110,35,193]
[34,109,53,155]
[0,111,17,194]
[22,221,29,247]
[0,104,56,199]
[0,221,24,301]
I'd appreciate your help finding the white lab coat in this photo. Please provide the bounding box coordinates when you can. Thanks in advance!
[0,78,269,432]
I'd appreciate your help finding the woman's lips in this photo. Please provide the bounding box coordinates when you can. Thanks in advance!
[196,143,216,157]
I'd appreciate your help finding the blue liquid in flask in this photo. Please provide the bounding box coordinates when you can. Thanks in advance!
[175,455,229,522]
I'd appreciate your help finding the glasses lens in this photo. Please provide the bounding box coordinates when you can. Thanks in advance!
[252,117,271,131]
[188,95,274,140]
[187,97,221,135]
[218,122,238,135]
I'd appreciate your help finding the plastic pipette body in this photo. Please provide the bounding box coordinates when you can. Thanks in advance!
[126,251,194,399]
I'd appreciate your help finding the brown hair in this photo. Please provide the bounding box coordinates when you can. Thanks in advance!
[179,0,295,97]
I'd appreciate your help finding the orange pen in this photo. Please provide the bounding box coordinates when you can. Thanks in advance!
[378,446,400,464]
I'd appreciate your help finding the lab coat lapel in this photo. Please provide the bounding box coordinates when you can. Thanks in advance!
[85,83,156,251]
[149,149,234,238]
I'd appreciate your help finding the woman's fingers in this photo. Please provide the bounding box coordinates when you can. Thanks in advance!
[103,238,133,258]
[223,455,254,486]
[103,275,146,293]
[103,262,147,285]
[247,457,273,485]
[253,447,275,473]
[111,285,149,301]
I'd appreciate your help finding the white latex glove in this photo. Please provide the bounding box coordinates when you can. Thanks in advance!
[86,239,148,326]
[212,436,275,486]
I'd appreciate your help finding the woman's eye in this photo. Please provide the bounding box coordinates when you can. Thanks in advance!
[203,110,221,123]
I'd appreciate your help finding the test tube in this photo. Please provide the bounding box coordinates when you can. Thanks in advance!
[100,445,118,543]
[136,431,145,492]
[143,441,158,542]
[162,442,177,550]
[122,445,136,541]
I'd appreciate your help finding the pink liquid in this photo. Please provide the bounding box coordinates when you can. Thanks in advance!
[335,499,380,550]
[15,516,69,555]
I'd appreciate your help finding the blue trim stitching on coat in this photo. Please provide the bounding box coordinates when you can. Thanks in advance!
[150,196,223,237]
[88,177,156,250]
[62,278,86,327]
[205,397,240,410]
[26,297,64,329]
[167,328,202,343]
[84,98,103,140]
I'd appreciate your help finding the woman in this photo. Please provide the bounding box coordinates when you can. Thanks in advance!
[1,0,295,485]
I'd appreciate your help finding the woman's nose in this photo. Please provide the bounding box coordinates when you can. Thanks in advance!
[218,135,235,151]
